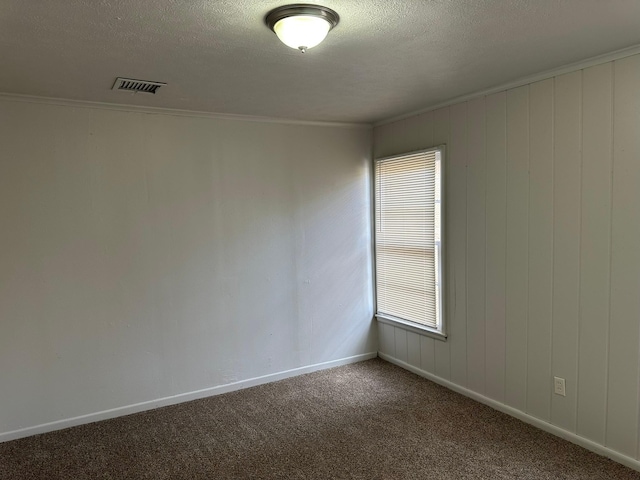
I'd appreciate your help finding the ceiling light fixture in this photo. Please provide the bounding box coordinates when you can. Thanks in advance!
[266,4,339,53]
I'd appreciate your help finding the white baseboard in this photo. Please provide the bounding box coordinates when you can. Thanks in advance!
[0,352,377,443]
[378,352,640,473]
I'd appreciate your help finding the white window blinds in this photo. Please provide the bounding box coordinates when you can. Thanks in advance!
[375,148,443,331]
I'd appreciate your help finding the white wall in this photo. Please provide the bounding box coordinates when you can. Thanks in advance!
[0,99,376,438]
[374,54,640,465]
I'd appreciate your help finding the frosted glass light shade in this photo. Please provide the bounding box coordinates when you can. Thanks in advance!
[273,15,331,51]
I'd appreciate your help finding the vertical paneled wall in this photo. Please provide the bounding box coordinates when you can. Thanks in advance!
[0,99,375,437]
[373,55,640,461]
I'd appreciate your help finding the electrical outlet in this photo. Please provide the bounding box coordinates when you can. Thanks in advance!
[554,376,566,396]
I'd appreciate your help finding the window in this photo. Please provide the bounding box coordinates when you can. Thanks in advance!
[374,147,445,339]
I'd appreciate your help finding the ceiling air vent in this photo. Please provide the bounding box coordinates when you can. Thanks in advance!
[112,77,166,94]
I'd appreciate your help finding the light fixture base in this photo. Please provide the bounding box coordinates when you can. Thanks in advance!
[265,4,340,32]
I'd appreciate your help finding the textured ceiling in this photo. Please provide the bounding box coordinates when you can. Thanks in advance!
[1,0,640,123]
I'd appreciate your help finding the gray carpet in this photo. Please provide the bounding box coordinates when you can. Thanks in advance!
[1,358,639,479]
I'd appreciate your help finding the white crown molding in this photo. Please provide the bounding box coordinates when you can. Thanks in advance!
[0,92,372,130]
[375,43,640,127]
[378,352,640,473]
[0,352,377,443]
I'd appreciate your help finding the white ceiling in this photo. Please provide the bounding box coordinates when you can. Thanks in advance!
[1,0,640,124]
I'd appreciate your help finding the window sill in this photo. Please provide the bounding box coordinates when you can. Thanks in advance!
[375,314,448,342]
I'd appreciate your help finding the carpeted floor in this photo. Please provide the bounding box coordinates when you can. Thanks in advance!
[1,358,639,479]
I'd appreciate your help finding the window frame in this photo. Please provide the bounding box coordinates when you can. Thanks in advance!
[373,146,447,341]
